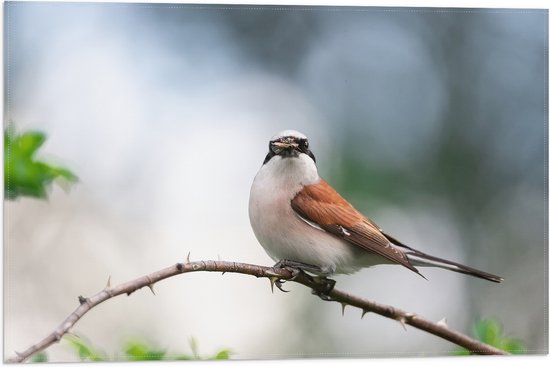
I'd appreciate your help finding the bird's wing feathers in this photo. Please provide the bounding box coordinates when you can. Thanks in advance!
[291,180,420,274]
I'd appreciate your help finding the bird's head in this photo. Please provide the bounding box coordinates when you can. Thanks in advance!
[263,130,316,165]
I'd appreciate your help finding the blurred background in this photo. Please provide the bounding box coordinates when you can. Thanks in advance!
[3,1,548,361]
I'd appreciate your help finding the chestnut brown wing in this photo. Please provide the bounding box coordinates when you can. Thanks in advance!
[291,180,420,274]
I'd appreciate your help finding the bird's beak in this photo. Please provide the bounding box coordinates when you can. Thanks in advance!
[272,141,299,150]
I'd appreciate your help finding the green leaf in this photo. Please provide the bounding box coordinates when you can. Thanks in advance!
[175,338,231,360]
[474,319,501,345]
[17,131,46,157]
[4,127,78,200]
[62,334,231,361]
[453,318,525,355]
[502,339,525,354]
[65,335,105,361]
[124,341,166,360]
[212,349,232,360]
[31,352,48,363]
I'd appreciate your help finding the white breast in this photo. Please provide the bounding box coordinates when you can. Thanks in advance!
[248,154,364,274]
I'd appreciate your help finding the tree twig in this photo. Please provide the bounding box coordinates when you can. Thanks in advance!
[7,259,508,362]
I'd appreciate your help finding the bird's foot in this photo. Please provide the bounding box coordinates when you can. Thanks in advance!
[270,260,336,296]
[311,276,337,300]
[269,259,323,292]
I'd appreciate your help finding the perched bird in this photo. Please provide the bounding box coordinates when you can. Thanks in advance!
[248,129,502,283]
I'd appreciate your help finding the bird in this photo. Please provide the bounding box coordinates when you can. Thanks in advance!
[248,129,503,285]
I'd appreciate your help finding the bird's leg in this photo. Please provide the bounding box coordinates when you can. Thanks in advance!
[273,259,325,277]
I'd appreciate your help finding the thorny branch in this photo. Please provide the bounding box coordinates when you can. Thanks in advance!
[7,259,509,362]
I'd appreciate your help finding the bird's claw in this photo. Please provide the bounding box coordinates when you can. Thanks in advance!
[269,267,304,293]
[265,268,298,293]
[268,259,315,293]
[274,278,290,292]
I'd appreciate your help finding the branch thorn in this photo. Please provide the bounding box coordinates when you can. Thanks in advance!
[340,302,347,316]
[437,317,448,328]
[186,251,191,264]
[398,317,407,331]
[147,284,156,295]
[268,277,278,293]
[105,275,111,289]
[361,309,369,319]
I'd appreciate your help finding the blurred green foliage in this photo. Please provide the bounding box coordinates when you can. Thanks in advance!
[4,127,77,200]
[174,336,232,360]
[454,318,525,355]
[29,335,232,362]
[124,341,167,361]
[65,335,107,361]
[30,352,48,363]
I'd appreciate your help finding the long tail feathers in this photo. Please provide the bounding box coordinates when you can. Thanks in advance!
[381,232,503,283]
[406,251,503,283]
